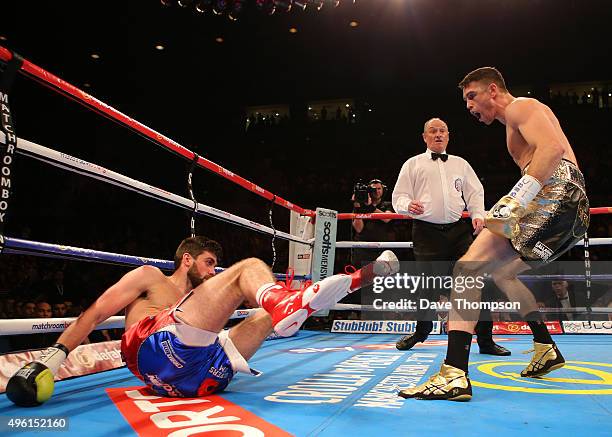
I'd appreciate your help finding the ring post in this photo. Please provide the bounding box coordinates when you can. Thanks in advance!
[288,211,314,289]
[311,208,338,316]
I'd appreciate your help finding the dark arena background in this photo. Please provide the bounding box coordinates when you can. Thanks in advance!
[0,1,611,436]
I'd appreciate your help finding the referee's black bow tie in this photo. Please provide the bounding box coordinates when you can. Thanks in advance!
[431,152,448,162]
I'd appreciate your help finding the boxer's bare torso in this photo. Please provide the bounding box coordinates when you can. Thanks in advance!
[124,269,185,330]
[505,98,577,171]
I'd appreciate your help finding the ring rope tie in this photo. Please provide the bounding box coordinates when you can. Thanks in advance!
[187,152,200,237]
[584,232,592,319]
[269,195,277,269]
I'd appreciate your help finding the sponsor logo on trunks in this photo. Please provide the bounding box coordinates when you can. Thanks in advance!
[533,241,554,260]
[208,364,231,380]
[106,386,291,436]
[145,373,183,397]
[575,197,590,231]
[297,253,311,259]
[469,360,612,395]
[160,340,185,369]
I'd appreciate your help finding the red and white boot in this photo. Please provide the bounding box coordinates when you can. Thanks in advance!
[257,250,399,337]
[257,275,352,337]
[348,250,399,292]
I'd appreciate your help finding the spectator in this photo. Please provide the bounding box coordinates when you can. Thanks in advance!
[39,269,72,302]
[544,280,583,321]
[3,297,17,318]
[21,301,37,319]
[53,302,68,318]
[592,88,600,108]
[64,299,75,316]
[36,301,53,319]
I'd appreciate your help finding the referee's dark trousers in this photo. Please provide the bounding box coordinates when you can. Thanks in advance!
[411,219,493,342]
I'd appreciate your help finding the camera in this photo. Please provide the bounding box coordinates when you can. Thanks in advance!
[353,181,370,204]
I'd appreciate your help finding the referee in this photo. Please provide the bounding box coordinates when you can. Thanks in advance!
[391,117,509,356]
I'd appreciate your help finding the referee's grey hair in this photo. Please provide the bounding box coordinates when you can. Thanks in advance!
[423,118,448,132]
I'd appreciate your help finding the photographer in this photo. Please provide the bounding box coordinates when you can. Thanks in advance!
[351,179,396,268]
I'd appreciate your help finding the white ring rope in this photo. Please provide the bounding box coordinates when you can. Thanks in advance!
[1,304,609,336]
[332,303,612,314]
[0,308,261,336]
[335,238,612,249]
[2,134,310,246]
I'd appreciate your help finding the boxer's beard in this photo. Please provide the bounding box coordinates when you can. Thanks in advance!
[187,264,212,289]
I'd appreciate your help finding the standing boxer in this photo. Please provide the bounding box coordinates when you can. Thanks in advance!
[399,67,589,401]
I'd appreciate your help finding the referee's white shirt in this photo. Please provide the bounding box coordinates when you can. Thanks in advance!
[392,148,485,224]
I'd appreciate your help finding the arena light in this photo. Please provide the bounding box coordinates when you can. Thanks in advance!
[90,53,100,60]
[256,0,276,14]
[229,0,246,20]
[274,0,293,13]
[155,44,165,50]
[178,0,194,7]
[160,0,176,6]
[213,0,228,14]
[289,27,298,33]
[195,0,212,13]
[308,0,324,10]
[294,0,307,9]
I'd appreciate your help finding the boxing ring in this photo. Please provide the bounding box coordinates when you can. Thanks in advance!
[1,333,611,436]
[1,47,612,436]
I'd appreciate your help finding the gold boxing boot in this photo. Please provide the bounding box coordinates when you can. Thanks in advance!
[521,342,565,378]
[398,363,472,401]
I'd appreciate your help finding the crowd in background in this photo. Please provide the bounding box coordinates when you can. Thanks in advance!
[1,86,612,352]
